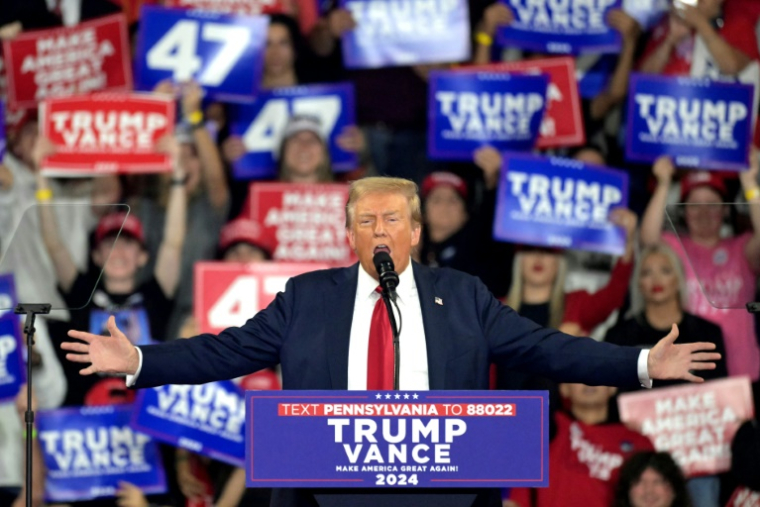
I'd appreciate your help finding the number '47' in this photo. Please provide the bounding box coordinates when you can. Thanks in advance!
[147,20,250,85]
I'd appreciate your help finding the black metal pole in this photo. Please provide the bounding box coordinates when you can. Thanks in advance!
[381,295,400,390]
[15,304,51,507]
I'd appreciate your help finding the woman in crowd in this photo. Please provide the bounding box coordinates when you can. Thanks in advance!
[613,451,692,507]
[640,156,760,382]
[505,207,638,334]
[605,243,728,387]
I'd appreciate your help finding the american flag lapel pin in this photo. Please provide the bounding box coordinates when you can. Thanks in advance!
[435,297,443,306]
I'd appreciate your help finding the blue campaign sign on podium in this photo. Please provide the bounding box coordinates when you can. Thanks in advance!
[134,6,268,102]
[245,390,549,488]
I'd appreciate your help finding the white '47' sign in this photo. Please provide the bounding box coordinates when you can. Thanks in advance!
[135,6,268,102]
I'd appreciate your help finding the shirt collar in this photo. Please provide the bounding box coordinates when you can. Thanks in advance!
[357,260,416,303]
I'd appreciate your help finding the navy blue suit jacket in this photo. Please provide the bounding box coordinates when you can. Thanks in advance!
[136,262,642,506]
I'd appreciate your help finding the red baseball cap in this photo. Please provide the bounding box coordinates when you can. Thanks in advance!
[219,219,274,257]
[95,212,145,246]
[421,172,468,200]
[84,378,135,406]
[680,171,727,202]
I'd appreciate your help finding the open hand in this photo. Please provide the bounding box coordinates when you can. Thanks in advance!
[62,316,140,376]
[647,324,721,383]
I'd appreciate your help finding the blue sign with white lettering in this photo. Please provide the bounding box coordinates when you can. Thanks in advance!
[37,405,166,502]
[229,83,357,180]
[131,381,245,467]
[0,315,25,404]
[0,274,18,318]
[428,71,548,160]
[340,0,471,68]
[245,390,549,488]
[497,0,622,54]
[134,6,268,102]
[494,153,628,255]
[626,74,755,170]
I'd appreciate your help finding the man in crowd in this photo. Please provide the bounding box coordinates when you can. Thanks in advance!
[62,177,720,507]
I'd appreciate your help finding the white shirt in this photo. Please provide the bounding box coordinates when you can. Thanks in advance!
[128,262,652,388]
[347,263,429,390]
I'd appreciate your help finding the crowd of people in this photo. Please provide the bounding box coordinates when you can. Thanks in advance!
[1,0,760,506]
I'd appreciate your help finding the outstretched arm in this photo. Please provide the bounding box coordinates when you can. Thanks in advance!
[62,276,292,387]
[480,277,720,386]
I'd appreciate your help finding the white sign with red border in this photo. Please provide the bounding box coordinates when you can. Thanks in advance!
[247,183,357,266]
[39,93,175,176]
[618,377,754,477]
[2,14,133,110]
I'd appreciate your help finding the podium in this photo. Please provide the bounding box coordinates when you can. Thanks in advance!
[244,390,549,489]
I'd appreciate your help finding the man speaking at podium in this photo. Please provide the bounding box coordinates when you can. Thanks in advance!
[63,177,720,507]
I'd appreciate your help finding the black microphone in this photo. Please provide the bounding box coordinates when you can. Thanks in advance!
[373,251,399,297]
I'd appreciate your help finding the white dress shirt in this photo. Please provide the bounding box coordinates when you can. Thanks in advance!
[128,261,652,389]
[347,263,429,390]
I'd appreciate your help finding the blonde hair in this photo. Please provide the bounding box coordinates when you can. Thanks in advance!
[506,251,568,329]
[345,177,422,228]
[628,243,689,318]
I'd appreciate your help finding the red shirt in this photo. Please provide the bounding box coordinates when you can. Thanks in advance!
[561,258,633,335]
[509,412,653,507]
[640,9,760,76]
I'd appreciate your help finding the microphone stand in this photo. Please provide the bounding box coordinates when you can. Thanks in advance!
[14,303,51,507]
[382,289,401,391]
[380,291,401,390]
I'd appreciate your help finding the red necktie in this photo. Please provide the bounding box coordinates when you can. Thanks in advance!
[367,286,394,390]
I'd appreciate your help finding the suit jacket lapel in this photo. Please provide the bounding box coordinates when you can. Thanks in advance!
[413,262,450,390]
[324,264,359,390]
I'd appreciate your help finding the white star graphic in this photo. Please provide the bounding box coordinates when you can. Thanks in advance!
[403,394,410,399]
[385,393,392,399]
[412,393,419,399]
[375,393,382,399]
[394,393,401,399]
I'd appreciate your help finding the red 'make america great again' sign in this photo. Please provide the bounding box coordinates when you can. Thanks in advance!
[2,14,133,110]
